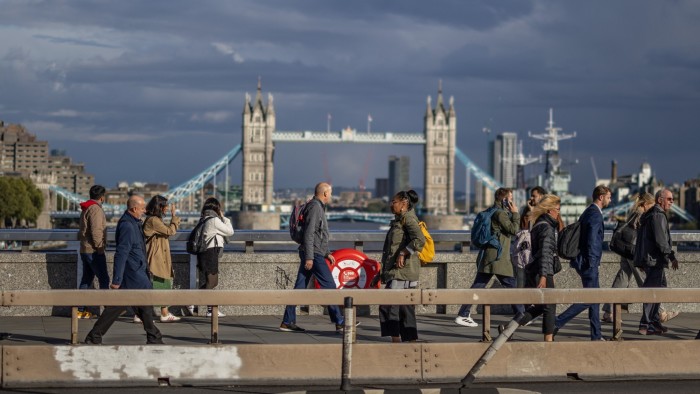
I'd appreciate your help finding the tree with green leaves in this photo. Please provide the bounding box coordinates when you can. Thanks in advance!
[0,177,44,228]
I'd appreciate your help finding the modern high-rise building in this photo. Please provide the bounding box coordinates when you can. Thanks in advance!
[388,155,410,199]
[375,178,389,200]
[490,132,518,189]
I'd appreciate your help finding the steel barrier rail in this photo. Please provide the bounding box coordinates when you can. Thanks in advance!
[5,288,700,307]
[2,229,699,243]
[4,288,700,344]
[1,229,699,253]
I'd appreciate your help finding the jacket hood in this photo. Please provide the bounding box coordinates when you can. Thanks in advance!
[80,200,99,212]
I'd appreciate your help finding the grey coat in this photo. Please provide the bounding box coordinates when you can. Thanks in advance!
[300,197,330,258]
[634,205,674,268]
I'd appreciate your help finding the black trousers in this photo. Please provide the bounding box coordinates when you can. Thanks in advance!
[379,279,418,342]
[86,305,163,344]
[520,273,556,335]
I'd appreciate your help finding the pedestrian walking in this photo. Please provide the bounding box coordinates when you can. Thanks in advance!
[76,185,109,319]
[143,195,181,323]
[195,197,234,318]
[635,189,679,335]
[554,185,611,341]
[377,190,426,343]
[280,182,346,333]
[84,195,163,345]
[455,188,524,328]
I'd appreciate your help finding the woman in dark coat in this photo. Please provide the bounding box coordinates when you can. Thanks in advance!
[518,194,561,342]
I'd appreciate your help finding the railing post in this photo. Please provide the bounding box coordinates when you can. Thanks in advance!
[340,296,354,391]
[210,306,220,344]
[354,241,364,252]
[21,240,30,253]
[481,305,492,342]
[244,241,254,253]
[71,306,79,345]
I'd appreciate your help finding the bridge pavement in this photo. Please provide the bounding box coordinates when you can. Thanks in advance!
[1,312,698,346]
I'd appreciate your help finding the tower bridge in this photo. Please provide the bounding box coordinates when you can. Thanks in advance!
[45,81,505,225]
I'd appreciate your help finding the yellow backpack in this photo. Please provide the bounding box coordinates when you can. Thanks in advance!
[417,221,435,265]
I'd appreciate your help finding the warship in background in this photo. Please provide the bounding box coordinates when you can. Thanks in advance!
[528,109,588,224]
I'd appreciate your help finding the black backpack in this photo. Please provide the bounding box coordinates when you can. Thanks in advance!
[186,216,215,255]
[289,200,313,244]
[609,215,637,260]
[557,220,581,260]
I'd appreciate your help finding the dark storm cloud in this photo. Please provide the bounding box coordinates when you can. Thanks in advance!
[0,0,698,192]
[32,34,121,49]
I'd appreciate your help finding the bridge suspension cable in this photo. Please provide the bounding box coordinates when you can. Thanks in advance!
[164,144,242,203]
[455,147,502,192]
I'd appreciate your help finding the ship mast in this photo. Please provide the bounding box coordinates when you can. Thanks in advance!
[528,108,576,193]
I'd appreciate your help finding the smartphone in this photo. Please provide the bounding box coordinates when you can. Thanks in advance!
[502,198,510,209]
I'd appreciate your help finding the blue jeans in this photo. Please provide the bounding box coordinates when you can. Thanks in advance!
[556,266,602,340]
[78,252,110,313]
[457,272,525,317]
[282,251,344,325]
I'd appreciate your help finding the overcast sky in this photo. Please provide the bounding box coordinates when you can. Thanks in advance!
[1,0,698,196]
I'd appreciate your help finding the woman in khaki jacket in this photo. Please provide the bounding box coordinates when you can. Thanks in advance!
[143,195,181,322]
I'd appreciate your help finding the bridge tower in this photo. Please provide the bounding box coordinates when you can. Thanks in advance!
[423,81,456,215]
[241,80,275,207]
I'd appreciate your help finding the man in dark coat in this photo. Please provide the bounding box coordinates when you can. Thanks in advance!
[555,185,611,341]
[85,195,163,345]
[635,189,679,335]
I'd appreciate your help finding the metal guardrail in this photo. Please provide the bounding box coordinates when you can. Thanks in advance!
[3,288,700,344]
[1,229,699,253]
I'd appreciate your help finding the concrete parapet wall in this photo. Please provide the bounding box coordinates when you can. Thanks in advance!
[3,341,700,387]
[231,211,281,230]
[2,251,700,316]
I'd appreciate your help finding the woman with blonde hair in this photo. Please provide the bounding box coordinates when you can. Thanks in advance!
[602,193,677,322]
[516,194,561,341]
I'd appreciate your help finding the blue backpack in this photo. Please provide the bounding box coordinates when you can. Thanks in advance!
[471,206,503,259]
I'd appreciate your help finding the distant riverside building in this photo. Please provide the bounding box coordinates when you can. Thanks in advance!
[680,179,700,222]
[375,178,389,200]
[0,121,49,176]
[47,150,94,197]
[0,120,94,195]
[388,155,410,199]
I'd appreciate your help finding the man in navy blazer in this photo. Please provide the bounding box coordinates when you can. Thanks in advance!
[85,195,163,345]
[555,185,611,341]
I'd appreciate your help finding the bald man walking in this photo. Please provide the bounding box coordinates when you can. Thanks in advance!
[280,182,346,333]
[85,195,163,345]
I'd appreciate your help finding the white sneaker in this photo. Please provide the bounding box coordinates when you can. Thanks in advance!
[160,314,181,323]
[206,310,226,318]
[133,315,142,324]
[454,316,478,328]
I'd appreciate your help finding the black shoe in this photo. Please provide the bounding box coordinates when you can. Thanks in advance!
[280,322,305,332]
[147,339,165,345]
[650,322,669,333]
[84,336,102,345]
[553,326,559,337]
[0,333,11,340]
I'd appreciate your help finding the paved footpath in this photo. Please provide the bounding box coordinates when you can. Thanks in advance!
[1,312,698,345]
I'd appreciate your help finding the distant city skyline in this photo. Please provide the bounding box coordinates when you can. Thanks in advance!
[1,1,698,196]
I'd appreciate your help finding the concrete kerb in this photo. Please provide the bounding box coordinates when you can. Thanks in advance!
[3,341,700,388]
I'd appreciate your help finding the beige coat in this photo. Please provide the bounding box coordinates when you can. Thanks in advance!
[143,214,181,279]
[78,203,107,254]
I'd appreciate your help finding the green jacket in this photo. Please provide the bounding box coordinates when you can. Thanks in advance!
[381,209,426,282]
[477,201,519,277]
